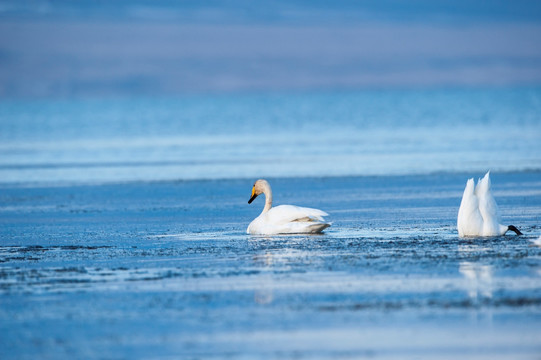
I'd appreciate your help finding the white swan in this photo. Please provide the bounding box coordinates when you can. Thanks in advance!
[247,179,331,235]
[457,172,522,237]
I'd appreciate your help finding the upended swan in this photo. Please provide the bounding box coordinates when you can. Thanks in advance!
[247,179,331,235]
[457,172,522,237]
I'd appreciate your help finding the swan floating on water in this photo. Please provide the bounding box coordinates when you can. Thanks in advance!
[247,179,331,235]
[457,172,522,237]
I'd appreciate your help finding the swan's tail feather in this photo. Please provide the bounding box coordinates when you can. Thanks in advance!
[457,177,483,237]
[475,171,491,196]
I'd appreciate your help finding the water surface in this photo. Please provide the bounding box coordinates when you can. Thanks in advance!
[1,88,540,358]
[1,173,540,359]
[1,88,540,184]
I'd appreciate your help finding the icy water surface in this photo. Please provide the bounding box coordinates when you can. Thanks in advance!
[1,173,540,359]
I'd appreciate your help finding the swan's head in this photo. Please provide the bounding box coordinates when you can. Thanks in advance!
[248,179,270,204]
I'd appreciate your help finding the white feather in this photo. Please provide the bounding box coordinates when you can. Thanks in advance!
[247,180,331,235]
[457,172,514,237]
[457,178,483,237]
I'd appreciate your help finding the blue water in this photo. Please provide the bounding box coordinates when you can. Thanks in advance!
[1,173,541,359]
[1,88,541,359]
[1,88,540,185]
[2,1,541,357]
[3,2,541,97]
[3,0,541,22]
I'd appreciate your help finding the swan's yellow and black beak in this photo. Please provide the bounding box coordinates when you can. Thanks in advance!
[248,186,258,204]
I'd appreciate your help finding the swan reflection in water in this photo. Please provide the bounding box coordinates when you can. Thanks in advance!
[458,261,493,302]
[253,251,275,305]
[251,244,316,305]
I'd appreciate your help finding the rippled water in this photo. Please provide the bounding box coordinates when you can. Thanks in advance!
[1,88,540,184]
[1,173,540,359]
[1,88,540,358]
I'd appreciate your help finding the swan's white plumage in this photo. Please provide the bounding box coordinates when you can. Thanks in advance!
[476,173,505,236]
[457,172,513,237]
[247,205,329,235]
[457,178,484,237]
[247,179,330,235]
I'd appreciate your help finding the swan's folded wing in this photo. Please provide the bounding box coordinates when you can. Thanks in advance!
[281,221,331,234]
[266,205,329,225]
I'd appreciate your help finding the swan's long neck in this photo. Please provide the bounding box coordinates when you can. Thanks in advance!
[507,225,523,235]
[262,183,273,213]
